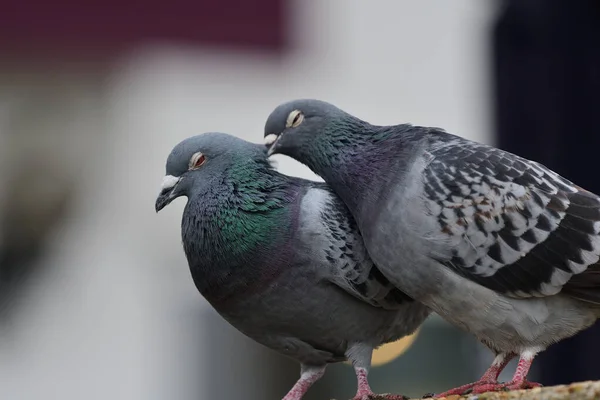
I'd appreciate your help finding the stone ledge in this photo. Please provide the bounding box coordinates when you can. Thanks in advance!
[333,380,600,400]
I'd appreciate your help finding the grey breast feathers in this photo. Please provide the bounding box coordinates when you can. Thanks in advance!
[299,185,414,309]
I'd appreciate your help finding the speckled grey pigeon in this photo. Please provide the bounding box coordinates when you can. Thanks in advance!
[263,99,600,397]
[155,132,429,400]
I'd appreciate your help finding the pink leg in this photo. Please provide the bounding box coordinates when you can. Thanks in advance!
[470,351,542,394]
[352,367,407,400]
[346,343,408,400]
[434,353,514,398]
[353,367,375,400]
[504,355,542,390]
[282,364,326,400]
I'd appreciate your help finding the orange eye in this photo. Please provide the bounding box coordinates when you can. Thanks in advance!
[189,152,206,170]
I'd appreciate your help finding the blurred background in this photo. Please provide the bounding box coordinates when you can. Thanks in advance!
[0,1,599,399]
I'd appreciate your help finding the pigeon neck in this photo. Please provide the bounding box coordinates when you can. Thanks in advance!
[311,123,416,222]
[182,169,298,303]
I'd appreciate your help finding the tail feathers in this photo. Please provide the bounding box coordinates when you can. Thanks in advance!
[563,264,600,305]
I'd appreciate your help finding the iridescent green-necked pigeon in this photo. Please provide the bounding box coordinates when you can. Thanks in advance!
[155,132,429,400]
[264,99,600,397]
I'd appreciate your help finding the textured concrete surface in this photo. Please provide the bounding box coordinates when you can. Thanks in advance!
[333,380,600,400]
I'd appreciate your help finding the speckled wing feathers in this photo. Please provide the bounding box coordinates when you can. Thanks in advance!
[423,138,600,299]
[306,186,413,309]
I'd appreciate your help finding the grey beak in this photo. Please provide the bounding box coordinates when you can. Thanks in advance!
[155,188,173,212]
[264,133,280,156]
[155,175,181,212]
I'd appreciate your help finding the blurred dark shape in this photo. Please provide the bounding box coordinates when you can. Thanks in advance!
[0,0,287,59]
[0,160,74,323]
[492,0,600,385]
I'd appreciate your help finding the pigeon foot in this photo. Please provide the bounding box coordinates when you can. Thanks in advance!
[433,380,497,398]
[353,394,408,400]
[467,380,543,394]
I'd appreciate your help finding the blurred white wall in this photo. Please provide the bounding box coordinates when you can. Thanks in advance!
[0,1,498,399]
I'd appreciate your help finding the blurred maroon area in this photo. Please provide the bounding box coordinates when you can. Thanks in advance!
[0,0,287,58]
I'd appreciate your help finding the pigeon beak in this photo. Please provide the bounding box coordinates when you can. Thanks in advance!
[155,175,181,212]
[264,133,281,156]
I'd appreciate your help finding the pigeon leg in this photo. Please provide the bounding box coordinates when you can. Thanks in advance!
[347,343,377,400]
[469,350,542,394]
[504,355,542,390]
[351,366,409,400]
[434,353,514,398]
[282,364,326,400]
[353,366,375,400]
[346,343,409,400]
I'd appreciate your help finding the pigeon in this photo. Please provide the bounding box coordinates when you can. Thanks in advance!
[155,132,430,400]
[263,99,600,397]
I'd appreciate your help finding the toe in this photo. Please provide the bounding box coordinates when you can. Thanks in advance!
[523,381,543,389]
[433,381,495,397]
[505,381,543,391]
[356,395,408,400]
[469,383,510,394]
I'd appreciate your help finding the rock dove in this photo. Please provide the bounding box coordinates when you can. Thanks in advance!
[155,132,429,400]
[263,99,600,397]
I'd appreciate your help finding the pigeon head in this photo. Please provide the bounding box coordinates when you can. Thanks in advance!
[155,132,267,212]
[263,99,359,165]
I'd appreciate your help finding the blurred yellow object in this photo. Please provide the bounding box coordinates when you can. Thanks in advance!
[371,329,420,367]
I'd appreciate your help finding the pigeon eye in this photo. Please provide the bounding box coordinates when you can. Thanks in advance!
[189,152,207,170]
[286,110,304,128]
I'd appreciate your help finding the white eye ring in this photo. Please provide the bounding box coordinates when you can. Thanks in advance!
[189,152,207,170]
[286,110,304,128]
